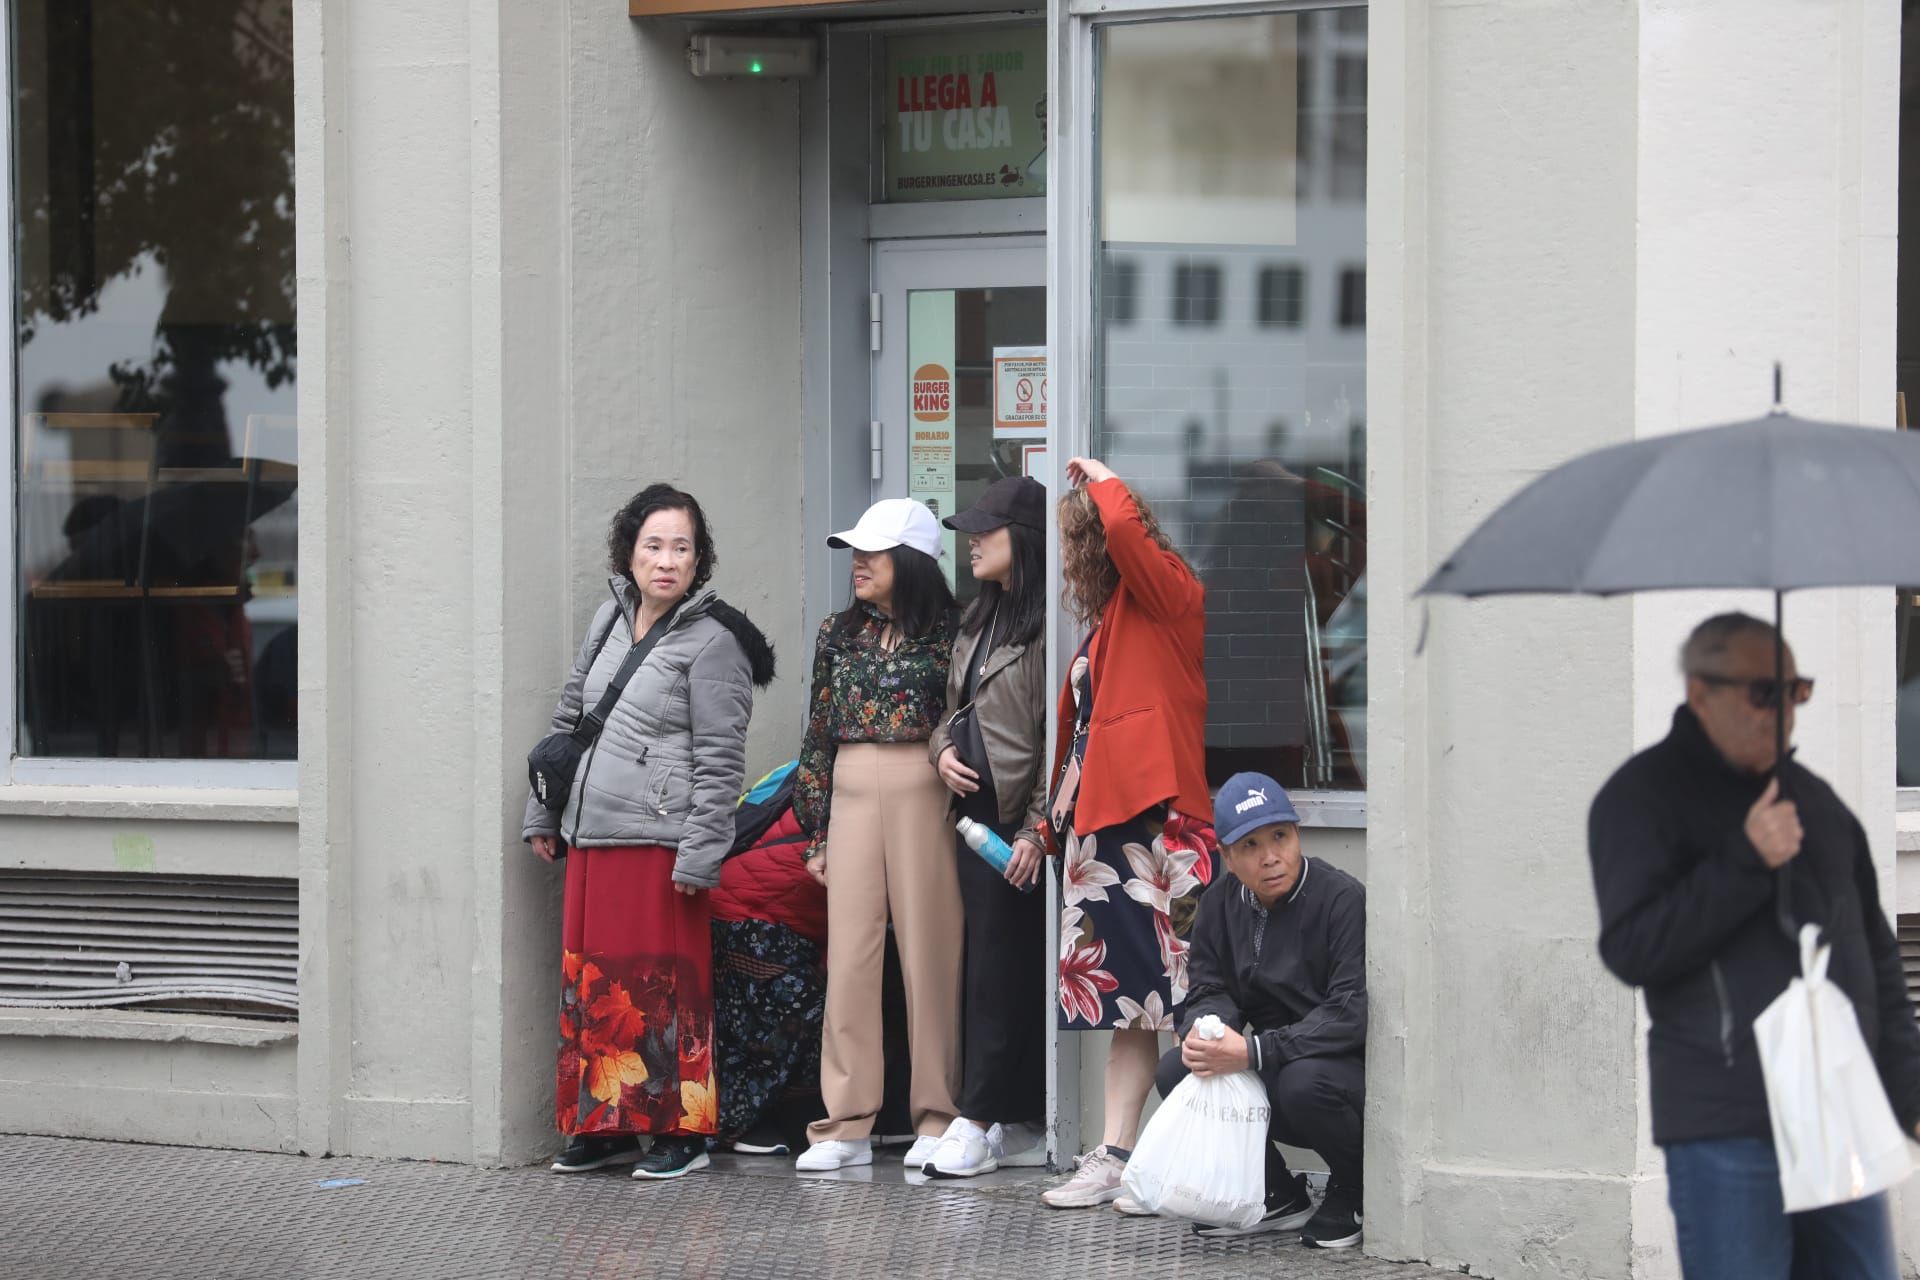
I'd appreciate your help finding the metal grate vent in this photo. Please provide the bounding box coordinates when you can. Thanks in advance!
[0,871,296,1019]
[1900,915,1920,1009]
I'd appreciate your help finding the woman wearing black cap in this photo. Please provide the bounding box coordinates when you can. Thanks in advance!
[920,475,1052,1178]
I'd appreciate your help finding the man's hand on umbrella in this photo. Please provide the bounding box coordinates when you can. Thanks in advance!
[1745,777,1803,868]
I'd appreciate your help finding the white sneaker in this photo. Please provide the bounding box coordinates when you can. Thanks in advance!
[996,1122,1048,1168]
[903,1134,942,1169]
[1040,1145,1128,1208]
[1112,1194,1158,1217]
[926,1118,997,1178]
[795,1139,873,1172]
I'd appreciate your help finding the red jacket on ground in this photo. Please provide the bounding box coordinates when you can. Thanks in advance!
[710,809,827,947]
[1050,477,1210,839]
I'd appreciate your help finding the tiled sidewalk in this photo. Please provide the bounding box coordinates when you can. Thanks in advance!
[0,1134,1464,1279]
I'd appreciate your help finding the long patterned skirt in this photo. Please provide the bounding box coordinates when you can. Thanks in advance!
[1056,813,1218,1032]
[557,844,717,1137]
[712,919,826,1139]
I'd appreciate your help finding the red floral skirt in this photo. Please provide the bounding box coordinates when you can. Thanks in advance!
[557,844,717,1137]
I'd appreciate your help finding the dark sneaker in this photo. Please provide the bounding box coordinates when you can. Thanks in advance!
[630,1136,711,1181]
[549,1134,642,1173]
[1300,1181,1362,1249]
[1193,1172,1316,1238]
[729,1126,791,1157]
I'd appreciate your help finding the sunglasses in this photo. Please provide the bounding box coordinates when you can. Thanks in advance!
[1693,673,1816,710]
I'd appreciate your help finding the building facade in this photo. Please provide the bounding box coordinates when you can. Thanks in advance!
[0,2,1913,1277]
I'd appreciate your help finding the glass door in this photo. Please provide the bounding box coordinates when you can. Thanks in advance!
[872,240,1047,602]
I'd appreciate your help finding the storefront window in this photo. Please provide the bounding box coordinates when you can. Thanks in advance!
[1093,8,1366,792]
[11,0,297,761]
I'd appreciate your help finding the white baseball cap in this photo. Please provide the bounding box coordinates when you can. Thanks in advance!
[827,498,944,560]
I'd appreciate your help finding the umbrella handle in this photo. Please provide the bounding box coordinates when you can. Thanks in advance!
[1772,588,1798,942]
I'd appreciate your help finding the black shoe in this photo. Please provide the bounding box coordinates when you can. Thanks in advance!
[1193,1173,1316,1238]
[630,1136,711,1180]
[1300,1180,1362,1249]
[549,1134,643,1173]
[729,1125,791,1157]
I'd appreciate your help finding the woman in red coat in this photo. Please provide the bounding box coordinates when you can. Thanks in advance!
[1040,457,1217,1210]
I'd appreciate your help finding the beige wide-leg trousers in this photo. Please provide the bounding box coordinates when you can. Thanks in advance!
[807,742,964,1143]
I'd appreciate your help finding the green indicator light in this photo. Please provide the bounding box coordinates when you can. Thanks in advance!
[750,59,763,73]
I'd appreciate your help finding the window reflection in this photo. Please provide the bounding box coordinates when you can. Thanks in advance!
[1094,9,1366,791]
[13,0,296,760]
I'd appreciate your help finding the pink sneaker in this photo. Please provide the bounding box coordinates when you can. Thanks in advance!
[1040,1145,1128,1208]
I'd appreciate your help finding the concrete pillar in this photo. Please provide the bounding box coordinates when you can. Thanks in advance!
[1366,2,1900,1275]
[294,0,805,1167]
[468,0,571,1166]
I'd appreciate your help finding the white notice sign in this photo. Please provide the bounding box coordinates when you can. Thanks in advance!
[993,346,1047,437]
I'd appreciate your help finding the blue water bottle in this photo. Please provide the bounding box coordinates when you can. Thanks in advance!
[957,817,1038,893]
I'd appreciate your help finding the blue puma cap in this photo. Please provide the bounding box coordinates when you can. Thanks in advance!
[1213,771,1302,847]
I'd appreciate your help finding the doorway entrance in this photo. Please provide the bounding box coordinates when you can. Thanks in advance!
[872,239,1045,601]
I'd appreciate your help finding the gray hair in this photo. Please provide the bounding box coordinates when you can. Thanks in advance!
[1680,612,1780,676]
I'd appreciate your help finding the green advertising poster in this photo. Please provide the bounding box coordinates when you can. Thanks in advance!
[886,28,1047,203]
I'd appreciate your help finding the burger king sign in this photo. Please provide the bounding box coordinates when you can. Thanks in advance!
[912,363,951,422]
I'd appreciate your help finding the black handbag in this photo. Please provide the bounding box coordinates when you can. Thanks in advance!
[528,603,678,813]
[944,606,997,778]
[944,701,989,777]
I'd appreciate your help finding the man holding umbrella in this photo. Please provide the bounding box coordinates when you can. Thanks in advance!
[1419,379,1920,1277]
[1589,612,1920,1278]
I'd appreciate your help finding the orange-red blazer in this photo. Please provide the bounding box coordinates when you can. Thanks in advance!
[1050,478,1210,840]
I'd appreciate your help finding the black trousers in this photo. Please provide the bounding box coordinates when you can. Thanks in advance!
[1156,1045,1364,1191]
[953,796,1047,1125]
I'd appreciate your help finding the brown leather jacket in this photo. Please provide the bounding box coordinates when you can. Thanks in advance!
[929,620,1048,850]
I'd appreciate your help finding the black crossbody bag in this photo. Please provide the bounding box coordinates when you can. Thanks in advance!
[527,604,678,812]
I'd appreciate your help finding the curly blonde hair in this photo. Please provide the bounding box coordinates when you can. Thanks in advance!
[1058,483,1189,624]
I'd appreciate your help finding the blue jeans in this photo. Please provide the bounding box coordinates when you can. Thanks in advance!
[1664,1137,1899,1280]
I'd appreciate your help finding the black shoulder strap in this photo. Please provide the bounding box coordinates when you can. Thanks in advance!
[574,602,681,740]
[569,608,623,732]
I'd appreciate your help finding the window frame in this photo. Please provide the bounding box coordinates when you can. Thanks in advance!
[0,18,296,792]
[1257,262,1306,329]
[1051,0,1368,827]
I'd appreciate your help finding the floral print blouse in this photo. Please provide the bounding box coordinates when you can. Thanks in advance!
[794,603,956,859]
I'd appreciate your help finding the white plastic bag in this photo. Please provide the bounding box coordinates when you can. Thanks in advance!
[1121,1015,1270,1228]
[1753,924,1914,1213]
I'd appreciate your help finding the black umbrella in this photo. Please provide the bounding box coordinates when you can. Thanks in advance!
[1420,369,1920,927]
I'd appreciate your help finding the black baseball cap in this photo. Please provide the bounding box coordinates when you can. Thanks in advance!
[945,475,1047,534]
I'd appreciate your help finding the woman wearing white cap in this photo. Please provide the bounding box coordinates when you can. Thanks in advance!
[792,498,963,1172]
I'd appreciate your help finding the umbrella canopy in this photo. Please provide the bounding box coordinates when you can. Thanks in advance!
[1419,389,1920,939]
[1420,411,1920,599]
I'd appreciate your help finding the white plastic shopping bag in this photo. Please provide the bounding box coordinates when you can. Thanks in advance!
[1753,924,1913,1212]
[1121,1015,1269,1228]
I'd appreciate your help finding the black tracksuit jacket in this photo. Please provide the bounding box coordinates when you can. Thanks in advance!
[1179,856,1367,1082]
[1588,705,1920,1145]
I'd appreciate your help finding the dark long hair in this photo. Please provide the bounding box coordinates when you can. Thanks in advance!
[961,522,1044,647]
[607,484,716,597]
[835,545,954,642]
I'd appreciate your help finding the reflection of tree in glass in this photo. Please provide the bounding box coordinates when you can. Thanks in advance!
[15,0,294,465]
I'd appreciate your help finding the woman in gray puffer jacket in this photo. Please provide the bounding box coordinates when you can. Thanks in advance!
[523,484,775,1182]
